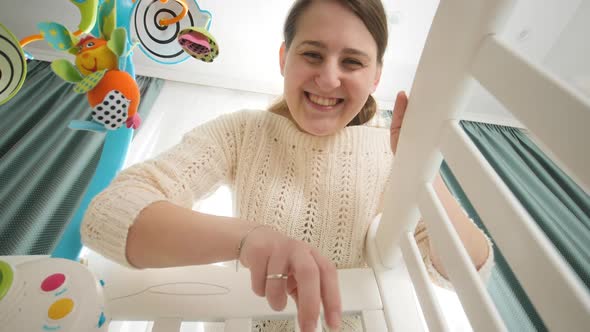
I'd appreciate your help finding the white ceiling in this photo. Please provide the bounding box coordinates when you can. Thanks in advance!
[1,0,588,118]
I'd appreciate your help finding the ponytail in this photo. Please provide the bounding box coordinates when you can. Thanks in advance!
[347,95,377,126]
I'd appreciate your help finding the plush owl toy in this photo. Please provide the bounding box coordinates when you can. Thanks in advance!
[75,34,141,130]
[75,35,118,76]
[40,0,142,132]
[49,27,141,131]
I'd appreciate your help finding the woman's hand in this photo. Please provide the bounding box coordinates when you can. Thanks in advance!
[390,91,409,155]
[239,226,341,332]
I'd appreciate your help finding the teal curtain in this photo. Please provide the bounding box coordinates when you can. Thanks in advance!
[0,60,164,255]
[440,121,590,331]
[440,161,546,331]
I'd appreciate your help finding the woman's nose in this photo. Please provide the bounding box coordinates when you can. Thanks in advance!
[314,61,341,91]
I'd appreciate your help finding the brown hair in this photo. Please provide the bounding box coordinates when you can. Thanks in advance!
[270,0,388,126]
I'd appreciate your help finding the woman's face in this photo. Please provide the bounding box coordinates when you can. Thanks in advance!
[279,0,382,136]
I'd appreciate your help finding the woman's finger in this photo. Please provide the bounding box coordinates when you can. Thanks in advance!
[310,248,341,331]
[290,250,321,332]
[265,250,290,311]
[242,241,271,297]
[390,91,408,154]
[248,257,269,297]
[391,91,408,130]
[287,277,298,303]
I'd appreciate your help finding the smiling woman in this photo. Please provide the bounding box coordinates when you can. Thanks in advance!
[270,0,387,135]
[80,1,493,331]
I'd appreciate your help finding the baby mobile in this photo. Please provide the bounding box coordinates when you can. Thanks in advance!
[0,1,218,331]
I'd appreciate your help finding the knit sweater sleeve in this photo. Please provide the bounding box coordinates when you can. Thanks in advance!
[414,219,495,290]
[81,111,245,268]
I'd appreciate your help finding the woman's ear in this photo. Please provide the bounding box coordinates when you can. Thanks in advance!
[372,64,383,93]
[279,42,287,76]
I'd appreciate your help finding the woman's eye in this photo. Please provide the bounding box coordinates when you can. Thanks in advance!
[343,58,363,67]
[303,52,322,60]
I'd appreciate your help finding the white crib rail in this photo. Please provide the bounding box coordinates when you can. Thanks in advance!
[399,232,449,332]
[374,0,517,266]
[86,255,387,331]
[418,184,505,331]
[373,0,590,331]
[441,122,590,331]
[472,35,590,193]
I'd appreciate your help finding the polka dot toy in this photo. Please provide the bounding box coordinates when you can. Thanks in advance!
[86,69,142,130]
[90,90,130,130]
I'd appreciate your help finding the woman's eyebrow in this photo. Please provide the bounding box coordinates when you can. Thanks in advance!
[296,40,370,58]
[296,40,326,49]
[342,48,370,59]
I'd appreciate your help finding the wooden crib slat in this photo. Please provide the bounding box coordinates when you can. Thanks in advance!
[105,321,153,332]
[361,310,388,331]
[151,318,182,332]
[375,0,516,268]
[400,233,450,332]
[106,320,124,332]
[365,217,427,332]
[224,318,251,332]
[293,318,322,332]
[441,121,590,331]
[418,184,506,332]
[472,35,590,193]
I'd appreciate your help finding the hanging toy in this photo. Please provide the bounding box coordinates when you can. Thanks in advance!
[85,67,141,130]
[0,0,99,105]
[177,26,219,63]
[50,26,141,131]
[131,0,214,64]
[75,35,118,76]
[75,33,141,130]
[0,23,27,106]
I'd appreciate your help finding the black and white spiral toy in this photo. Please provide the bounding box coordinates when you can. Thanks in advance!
[132,0,212,64]
[0,23,26,106]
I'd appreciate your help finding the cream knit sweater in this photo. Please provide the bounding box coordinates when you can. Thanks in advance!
[81,110,494,331]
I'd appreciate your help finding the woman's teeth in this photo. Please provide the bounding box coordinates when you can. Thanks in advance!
[308,93,341,106]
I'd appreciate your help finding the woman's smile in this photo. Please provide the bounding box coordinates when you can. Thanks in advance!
[304,91,344,112]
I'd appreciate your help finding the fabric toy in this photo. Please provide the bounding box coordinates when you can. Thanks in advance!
[75,35,118,75]
[1,0,99,105]
[0,23,27,106]
[45,0,141,132]
[51,29,141,131]
[131,0,216,64]
[177,26,219,63]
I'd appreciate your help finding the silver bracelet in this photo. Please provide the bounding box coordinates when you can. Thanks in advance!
[236,224,268,272]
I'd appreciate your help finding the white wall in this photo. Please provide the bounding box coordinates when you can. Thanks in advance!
[544,0,590,97]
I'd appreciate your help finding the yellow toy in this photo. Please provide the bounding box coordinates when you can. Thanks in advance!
[75,35,118,76]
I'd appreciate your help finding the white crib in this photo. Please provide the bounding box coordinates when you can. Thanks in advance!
[3,0,589,330]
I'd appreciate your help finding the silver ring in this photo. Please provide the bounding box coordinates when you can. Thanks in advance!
[266,273,288,280]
